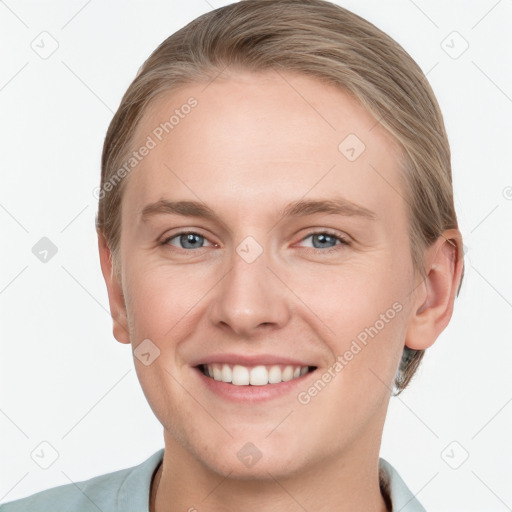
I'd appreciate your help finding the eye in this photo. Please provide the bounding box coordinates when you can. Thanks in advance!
[162,232,214,250]
[298,231,349,251]
[160,230,348,252]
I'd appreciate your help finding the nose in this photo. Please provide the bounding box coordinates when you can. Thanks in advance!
[209,245,291,337]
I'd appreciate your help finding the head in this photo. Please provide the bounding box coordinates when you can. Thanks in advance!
[96,0,464,479]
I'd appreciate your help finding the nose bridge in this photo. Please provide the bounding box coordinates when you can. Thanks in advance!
[210,237,290,334]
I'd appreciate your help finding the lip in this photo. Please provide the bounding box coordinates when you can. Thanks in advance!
[189,353,315,367]
[192,365,317,403]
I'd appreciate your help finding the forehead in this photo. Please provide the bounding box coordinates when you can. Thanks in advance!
[121,70,406,225]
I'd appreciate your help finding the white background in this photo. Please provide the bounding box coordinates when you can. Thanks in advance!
[0,1,511,511]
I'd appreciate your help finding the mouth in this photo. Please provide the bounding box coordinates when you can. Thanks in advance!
[197,363,317,386]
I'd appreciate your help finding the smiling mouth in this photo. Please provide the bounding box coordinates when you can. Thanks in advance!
[198,363,317,386]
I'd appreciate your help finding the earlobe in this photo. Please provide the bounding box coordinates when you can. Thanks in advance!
[97,231,131,345]
[405,229,464,350]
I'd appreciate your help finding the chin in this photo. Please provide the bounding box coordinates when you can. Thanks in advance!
[205,453,302,481]
[188,433,311,482]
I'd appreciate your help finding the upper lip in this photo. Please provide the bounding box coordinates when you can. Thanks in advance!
[190,353,316,368]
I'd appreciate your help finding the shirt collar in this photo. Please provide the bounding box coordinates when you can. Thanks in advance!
[379,458,427,511]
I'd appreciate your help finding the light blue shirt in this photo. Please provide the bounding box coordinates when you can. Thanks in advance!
[0,450,425,511]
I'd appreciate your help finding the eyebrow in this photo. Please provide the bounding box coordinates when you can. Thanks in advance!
[140,197,377,223]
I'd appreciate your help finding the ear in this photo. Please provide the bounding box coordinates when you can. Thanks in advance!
[405,229,464,350]
[97,230,130,345]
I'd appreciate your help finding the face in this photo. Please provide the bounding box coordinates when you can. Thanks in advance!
[107,70,422,478]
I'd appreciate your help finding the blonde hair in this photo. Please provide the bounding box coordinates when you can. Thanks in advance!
[96,0,464,393]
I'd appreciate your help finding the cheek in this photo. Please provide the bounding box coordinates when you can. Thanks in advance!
[291,263,410,446]
[290,252,411,334]
[290,254,412,387]
[123,260,211,341]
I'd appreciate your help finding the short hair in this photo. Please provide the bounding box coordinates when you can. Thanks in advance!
[96,0,464,394]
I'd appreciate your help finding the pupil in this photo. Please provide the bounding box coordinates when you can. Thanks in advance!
[182,233,202,248]
[313,234,335,249]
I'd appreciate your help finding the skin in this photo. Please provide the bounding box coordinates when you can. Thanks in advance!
[98,69,463,512]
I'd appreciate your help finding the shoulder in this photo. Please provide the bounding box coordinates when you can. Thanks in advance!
[0,449,164,512]
[379,458,427,512]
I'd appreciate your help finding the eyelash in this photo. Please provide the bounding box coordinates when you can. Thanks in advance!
[160,230,350,253]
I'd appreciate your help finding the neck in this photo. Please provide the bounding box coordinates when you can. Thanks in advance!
[151,432,389,512]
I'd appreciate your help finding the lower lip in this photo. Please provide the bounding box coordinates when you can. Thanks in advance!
[193,367,315,403]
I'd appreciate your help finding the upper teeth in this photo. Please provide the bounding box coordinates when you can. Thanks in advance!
[204,363,309,386]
